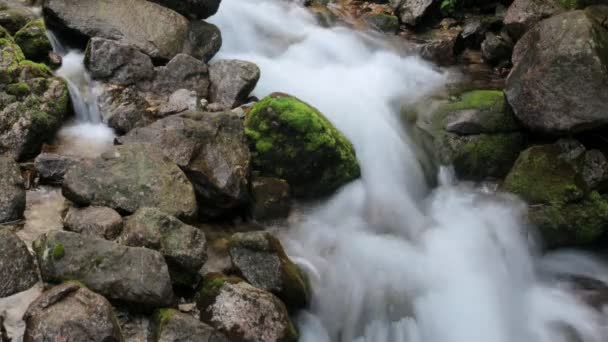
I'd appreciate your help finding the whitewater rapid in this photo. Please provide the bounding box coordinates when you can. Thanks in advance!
[210,1,608,341]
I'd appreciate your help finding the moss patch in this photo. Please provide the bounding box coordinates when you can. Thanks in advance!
[5,81,29,96]
[52,243,65,260]
[245,94,360,197]
[14,19,51,62]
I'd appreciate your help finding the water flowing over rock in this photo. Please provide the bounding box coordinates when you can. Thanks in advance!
[33,230,175,308]
[118,112,250,215]
[228,231,309,310]
[63,206,123,240]
[245,93,360,198]
[43,0,189,60]
[0,155,25,223]
[505,7,608,134]
[0,230,39,297]
[196,274,298,342]
[119,207,207,284]
[147,0,222,19]
[151,308,228,342]
[209,59,260,109]
[23,282,123,342]
[62,144,198,219]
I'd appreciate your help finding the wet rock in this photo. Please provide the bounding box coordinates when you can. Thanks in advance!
[0,230,38,297]
[196,274,298,342]
[250,177,291,221]
[97,84,151,135]
[209,59,260,109]
[503,0,562,41]
[394,0,434,26]
[416,25,463,66]
[63,206,123,240]
[151,308,228,342]
[183,20,222,63]
[34,153,79,185]
[228,232,309,310]
[84,37,154,86]
[118,112,250,215]
[0,156,25,223]
[33,230,174,308]
[582,150,608,190]
[245,93,360,198]
[505,8,608,134]
[362,13,399,34]
[0,5,35,34]
[503,141,608,247]
[62,144,198,220]
[120,208,207,284]
[480,31,513,65]
[147,0,221,19]
[23,282,123,342]
[43,0,189,60]
[14,19,52,63]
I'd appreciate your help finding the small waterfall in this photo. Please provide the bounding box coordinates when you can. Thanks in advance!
[210,1,608,341]
[46,31,114,158]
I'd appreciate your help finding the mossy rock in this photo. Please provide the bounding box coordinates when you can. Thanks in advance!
[503,144,586,205]
[14,19,52,62]
[5,81,29,97]
[438,132,525,180]
[0,25,11,40]
[0,7,35,34]
[530,192,608,247]
[0,36,24,83]
[245,93,360,197]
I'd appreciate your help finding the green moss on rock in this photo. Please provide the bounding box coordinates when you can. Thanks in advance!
[0,37,24,83]
[53,243,65,260]
[245,94,360,197]
[503,144,586,205]
[5,81,29,96]
[14,19,52,62]
[0,25,11,40]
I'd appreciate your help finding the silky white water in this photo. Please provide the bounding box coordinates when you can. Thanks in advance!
[211,1,608,341]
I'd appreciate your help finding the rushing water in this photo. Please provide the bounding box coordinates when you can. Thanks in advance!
[211,1,608,341]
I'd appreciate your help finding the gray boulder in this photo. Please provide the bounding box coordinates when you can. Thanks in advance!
[146,53,209,99]
[97,84,151,135]
[147,0,221,19]
[34,153,79,185]
[250,177,291,221]
[43,0,189,60]
[151,308,228,342]
[62,144,198,220]
[63,206,123,240]
[158,89,199,116]
[393,0,434,26]
[84,37,154,86]
[228,232,309,310]
[196,274,298,342]
[33,230,174,308]
[0,156,25,223]
[23,282,123,342]
[505,7,608,134]
[209,59,260,109]
[183,20,222,63]
[120,208,207,279]
[481,31,513,65]
[0,230,38,297]
[503,0,562,40]
[118,112,250,215]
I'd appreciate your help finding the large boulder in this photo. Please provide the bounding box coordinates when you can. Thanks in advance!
[119,207,207,285]
[145,54,209,99]
[118,112,250,215]
[33,230,175,308]
[151,308,228,342]
[209,59,260,109]
[0,230,39,297]
[182,20,222,63]
[503,140,608,247]
[62,144,198,220]
[503,0,562,40]
[245,94,360,197]
[0,156,25,223]
[228,232,309,310]
[14,18,52,63]
[147,0,221,19]
[43,0,189,60]
[63,206,123,240]
[196,274,298,342]
[34,153,79,185]
[23,282,123,342]
[505,8,608,134]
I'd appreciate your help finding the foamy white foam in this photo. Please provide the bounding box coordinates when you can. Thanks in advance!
[211,1,608,341]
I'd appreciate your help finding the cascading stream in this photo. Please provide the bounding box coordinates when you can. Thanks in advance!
[210,1,608,341]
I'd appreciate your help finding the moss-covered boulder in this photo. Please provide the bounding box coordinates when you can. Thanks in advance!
[196,273,298,342]
[0,6,35,34]
[0,36,24,83]
[14,19,52,63]
[503,140,608,247]
[245,93,360,198]
[151,308,228,342]
[228,231,310,310]
[415,90,524,181]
